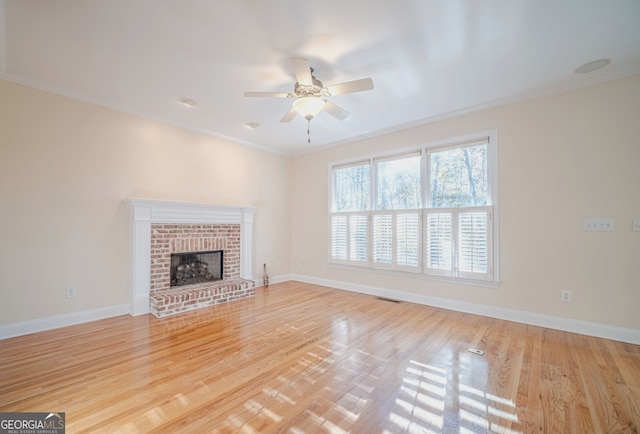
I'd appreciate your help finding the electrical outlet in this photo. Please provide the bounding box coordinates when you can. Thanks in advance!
[66,287,77,299]
[561,290,572,303]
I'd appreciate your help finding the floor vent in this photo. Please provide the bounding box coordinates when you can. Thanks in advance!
[376,297,401,303]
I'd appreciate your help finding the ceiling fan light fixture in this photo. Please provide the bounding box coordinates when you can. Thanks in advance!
[293,96,326,120]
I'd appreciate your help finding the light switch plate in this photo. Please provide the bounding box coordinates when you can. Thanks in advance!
[633,218,640,232]
[583,218,615,231]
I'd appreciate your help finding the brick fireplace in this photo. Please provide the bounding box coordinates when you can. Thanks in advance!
[127,199,256,317]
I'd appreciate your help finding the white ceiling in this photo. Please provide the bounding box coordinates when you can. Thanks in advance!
[2,1,640,155]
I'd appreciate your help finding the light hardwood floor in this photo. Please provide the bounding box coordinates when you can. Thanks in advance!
[1,281,639,433]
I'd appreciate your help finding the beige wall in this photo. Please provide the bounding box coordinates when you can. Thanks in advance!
[2,75,638,333]
[291,74,640,331]
[0,80,292,324]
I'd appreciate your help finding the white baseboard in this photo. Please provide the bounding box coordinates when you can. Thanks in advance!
[4,276,638,345]
[254,273,292,288]
[290,274,640,345]
[0,274,294,339]
[0,304,130,340]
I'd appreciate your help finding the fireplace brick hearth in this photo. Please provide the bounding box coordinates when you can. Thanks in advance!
[150,279,255,317]
[148,223,255,317]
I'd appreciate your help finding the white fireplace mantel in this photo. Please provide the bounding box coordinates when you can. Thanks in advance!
[127,198,256,316]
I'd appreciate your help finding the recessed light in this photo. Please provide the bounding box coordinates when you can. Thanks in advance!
[179,98,196,107]
[245,122,260,129]
[574,58,611,74]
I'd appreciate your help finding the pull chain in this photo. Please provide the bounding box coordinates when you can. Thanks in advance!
[307,118,311,143]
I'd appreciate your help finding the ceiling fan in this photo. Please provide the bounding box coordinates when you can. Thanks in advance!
[244,57,374,142]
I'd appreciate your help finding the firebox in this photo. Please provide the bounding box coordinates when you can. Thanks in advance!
[170,250,223,287]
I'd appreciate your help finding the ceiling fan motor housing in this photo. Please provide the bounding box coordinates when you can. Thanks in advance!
[294,73,326,97]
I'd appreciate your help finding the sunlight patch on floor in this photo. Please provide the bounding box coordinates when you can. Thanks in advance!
[144,407,166,427]
[387,360,523,433]
[244,398,283,423]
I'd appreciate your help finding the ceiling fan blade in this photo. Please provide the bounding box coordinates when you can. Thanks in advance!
[244,92,292,98]
[280,107,298,122]
[324,101,350,121]
[326,77,374,96]
[290,57,312,86]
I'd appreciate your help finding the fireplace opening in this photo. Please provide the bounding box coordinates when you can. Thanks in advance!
[170,250,223,287]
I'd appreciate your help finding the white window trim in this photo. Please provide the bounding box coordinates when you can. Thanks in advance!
[328,130,500,286]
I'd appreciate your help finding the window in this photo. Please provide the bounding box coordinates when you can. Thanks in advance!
[331,161,370,266]
[425,138,493,280]
[428,141,487,208]
[372,152,422,271]
[375,152,421,210]
[329,133,497,284]
[332,161,370,213]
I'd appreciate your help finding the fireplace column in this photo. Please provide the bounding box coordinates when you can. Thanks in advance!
[241,210,253,280]
[131,206,152,315]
